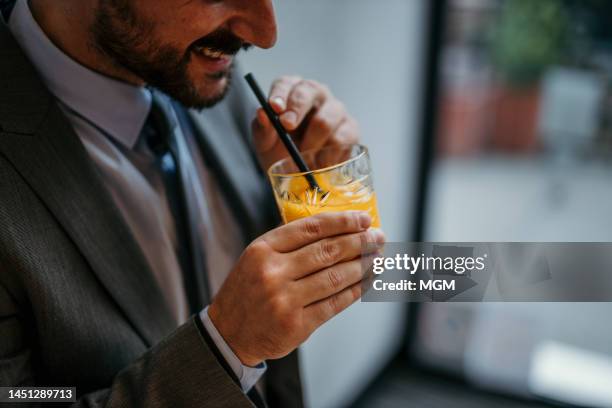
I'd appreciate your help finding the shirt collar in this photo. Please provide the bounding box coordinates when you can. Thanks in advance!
[8,0,151,149]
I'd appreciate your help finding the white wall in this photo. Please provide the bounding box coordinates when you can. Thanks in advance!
[241,1,428,406]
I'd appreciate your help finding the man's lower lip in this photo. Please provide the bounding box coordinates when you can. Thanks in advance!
[193,52,233,72]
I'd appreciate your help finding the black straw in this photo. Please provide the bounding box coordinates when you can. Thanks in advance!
[244,73,320,191]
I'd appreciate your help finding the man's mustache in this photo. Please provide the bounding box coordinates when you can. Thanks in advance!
[191,29,252,55]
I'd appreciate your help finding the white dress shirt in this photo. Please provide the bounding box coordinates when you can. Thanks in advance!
[8,0,265,392]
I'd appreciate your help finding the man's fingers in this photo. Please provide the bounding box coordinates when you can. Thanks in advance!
[324,117,361,164]
[304,282,362,331]
[280,80,328,131]
[269,76,302,113]
[299,99,347,152]
[261,211,372,253]
[289,229,385,279]
[296,259,364,306]
[333,117,360,145]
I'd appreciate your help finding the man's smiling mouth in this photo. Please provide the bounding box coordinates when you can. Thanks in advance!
[194,46,229,59]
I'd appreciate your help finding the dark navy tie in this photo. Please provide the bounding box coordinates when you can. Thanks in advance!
[143,91,203,314]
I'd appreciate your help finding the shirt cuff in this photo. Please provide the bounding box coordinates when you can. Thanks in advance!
[200,306,266,392]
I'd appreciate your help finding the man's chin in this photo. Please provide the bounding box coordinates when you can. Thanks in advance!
[204,72,230,95]
[171,72,232,110]
[198,75,231,107]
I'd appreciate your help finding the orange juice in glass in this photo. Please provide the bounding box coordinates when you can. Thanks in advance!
[268,144,380,227]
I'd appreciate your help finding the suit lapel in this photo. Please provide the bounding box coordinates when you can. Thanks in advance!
[0,103,176,347]
[188,111,258,243]
[0,21,175,346]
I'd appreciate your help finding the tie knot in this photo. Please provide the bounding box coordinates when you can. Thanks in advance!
[146,90,178,155]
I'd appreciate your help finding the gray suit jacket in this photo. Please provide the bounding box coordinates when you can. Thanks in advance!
[0,16,303,408]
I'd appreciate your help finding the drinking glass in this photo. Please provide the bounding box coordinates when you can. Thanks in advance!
[268,144,380,227]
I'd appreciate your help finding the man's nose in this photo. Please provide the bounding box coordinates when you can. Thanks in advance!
[230,0,278,49]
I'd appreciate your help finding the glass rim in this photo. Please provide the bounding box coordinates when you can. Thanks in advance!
[268,143,369,178]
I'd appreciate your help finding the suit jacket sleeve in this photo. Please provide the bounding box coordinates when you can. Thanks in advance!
[0,281,254,408]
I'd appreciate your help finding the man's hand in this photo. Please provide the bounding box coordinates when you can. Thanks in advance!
[208,211,385,367]
[252,76,360,171]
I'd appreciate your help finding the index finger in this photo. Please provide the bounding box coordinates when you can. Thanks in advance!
[261,211,372,253]
[268,75,302,113]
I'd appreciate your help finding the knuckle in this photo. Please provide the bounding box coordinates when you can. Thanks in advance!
[300,79,318,89]
[318,240,340,265]
[312,115,334,134]
[270,79,285,93]
[290,87,309,105]
[327,267,343,290]
[285,75,302,83]
[359,231,370,248]
[348,118,361,136]
[341,211,360,230]
[271,76,300,94]
[302,217,323,237]
[327,295,342,315]
[304,79,326,91]
[343,134,359,145]
[259,262,278,284]
[333,100,346,113]
[344,131,360,144]
[253,264,273,290]
[244,242,279,284]
[244,240,270,262]
[274,75,294,86]
[338,121,360,144]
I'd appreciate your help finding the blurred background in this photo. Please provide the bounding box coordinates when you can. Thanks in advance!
[243,0,612,407]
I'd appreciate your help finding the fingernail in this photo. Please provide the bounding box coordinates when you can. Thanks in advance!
[281,111,297,129]
[271,97,285,110]
[359,212,372,229]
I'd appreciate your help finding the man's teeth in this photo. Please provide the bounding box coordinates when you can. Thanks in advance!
[196,46,226,59]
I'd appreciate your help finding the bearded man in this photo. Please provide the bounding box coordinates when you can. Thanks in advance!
[0,0,385,406]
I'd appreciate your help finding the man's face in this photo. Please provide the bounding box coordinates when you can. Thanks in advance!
[91,0,277,109]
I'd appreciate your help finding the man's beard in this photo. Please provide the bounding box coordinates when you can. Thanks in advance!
[91,0,249,109]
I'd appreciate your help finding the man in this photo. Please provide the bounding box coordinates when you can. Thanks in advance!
[0,0,384,406]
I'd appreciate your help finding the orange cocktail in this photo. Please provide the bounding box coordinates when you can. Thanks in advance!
[268,144,380,227]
